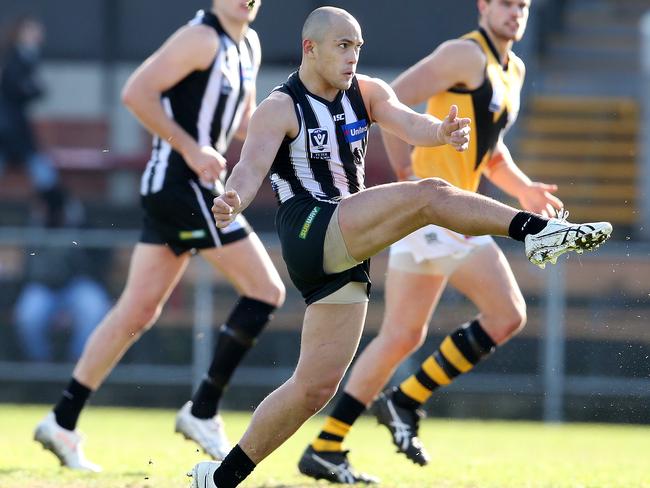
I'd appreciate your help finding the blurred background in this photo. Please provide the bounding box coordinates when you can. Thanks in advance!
[0,0,648,424]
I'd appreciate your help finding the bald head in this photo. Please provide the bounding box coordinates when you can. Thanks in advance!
[302,6,358,42]
[299,6,363,92]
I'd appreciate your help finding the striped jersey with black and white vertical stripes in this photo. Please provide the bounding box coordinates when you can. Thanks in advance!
[269,72,370,205]
[140,9,260,196]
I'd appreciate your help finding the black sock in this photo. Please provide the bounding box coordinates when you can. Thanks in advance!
[330,392,366,426]
[191,378,222,419]
[191,297,276,419]
[508,211,548,242]
[213,444,256,488]
[463,319,497,355]
[53,378,92,430]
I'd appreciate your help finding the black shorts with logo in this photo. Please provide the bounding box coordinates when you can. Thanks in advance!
[140,179,251,255]
[275,194,370,305]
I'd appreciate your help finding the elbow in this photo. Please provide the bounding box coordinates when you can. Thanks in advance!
[121,83,136,110]
[121,77,147,110]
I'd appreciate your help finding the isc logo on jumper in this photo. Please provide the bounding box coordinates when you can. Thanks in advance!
[308,128,331,159]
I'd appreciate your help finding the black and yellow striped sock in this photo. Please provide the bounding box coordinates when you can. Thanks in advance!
[393,320,496,410]
[312,392,366,452]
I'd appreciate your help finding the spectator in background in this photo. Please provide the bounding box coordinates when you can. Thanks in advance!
[13,191,111,362]
[0,15,65,214]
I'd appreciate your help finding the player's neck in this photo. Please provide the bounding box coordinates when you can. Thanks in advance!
[479,24,513,65]
[212,9,248,42]
[298,66,340,102]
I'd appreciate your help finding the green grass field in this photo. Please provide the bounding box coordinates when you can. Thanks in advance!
[1,404,648,488]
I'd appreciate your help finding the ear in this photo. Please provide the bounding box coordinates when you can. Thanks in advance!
[303,38,316,57]
[477,0,488,16]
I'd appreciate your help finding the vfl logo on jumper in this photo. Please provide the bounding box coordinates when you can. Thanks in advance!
[308,128,331,160]
[299,206,321,239]
[342,119,368,165]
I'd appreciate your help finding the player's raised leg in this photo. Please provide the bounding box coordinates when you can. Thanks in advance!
[337,179,611,267]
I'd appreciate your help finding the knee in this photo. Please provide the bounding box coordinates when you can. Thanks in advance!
[114,297,162,336]
[484,299,527,344]
[267,280,286,308]
[510,294,527,332]
[414,178,455,220]
[243,277,286,308]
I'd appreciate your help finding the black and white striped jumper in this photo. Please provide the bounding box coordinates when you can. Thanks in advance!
[270,71,369,204]
[140,9,260,196]
[271,72,373,304]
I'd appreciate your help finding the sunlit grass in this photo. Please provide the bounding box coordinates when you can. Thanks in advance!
[1,404,648,487]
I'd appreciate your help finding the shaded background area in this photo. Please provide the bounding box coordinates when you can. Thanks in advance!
[0,0,649,424]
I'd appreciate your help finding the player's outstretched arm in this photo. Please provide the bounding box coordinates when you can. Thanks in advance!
[359,76,471,151]
[212,92,297,228]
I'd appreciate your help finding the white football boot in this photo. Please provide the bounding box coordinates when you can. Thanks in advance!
[188,461,221,488]
[175,402,231,460]
[525,211,612,268]
[33,412,102,472]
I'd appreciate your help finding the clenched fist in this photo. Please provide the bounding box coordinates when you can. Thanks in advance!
[212,190,242,228]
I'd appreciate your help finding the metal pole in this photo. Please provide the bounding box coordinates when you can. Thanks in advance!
[639,12,650,239]
[542,259,566,423]
[192,259,214,392]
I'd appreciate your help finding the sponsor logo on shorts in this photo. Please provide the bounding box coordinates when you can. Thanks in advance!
[424,232,439,244]
[342,119,368,143]
[299,206,321,239]
[179,229,207,240]
[308,128,331,160]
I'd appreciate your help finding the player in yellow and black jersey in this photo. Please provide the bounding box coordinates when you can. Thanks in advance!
[410,26,525,192]
[302,0,568,480]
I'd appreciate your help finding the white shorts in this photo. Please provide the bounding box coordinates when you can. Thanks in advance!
[388,224,494,276]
